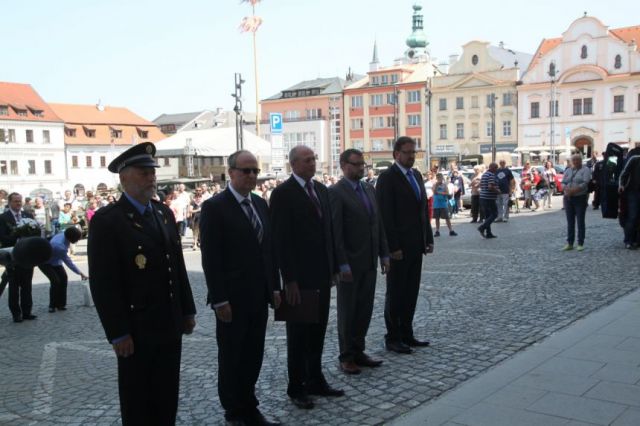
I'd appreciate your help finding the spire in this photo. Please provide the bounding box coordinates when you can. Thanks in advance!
[369,39,380,71]
[405,3,429,61]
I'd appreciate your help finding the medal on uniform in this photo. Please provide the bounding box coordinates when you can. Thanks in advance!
[135,254,147,269]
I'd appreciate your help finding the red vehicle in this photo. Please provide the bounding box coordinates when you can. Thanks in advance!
[536,165,565,194]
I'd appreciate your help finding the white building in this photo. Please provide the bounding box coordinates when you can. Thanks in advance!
[518,16,640,162]
[0,82,66,198]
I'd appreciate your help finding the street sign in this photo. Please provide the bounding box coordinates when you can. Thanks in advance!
[270,113,283,134]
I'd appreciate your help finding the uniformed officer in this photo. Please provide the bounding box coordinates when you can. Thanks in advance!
[88,142,197,426]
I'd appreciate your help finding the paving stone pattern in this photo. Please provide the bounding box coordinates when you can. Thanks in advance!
[1,204,639,425]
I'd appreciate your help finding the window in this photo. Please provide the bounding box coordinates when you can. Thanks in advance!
[386,139,395,150]
[44,160,52,175]
[71,155,78,168]
[472,122,479,138]
[0,129,5,143]
[372,139,384,151]
[386,116,396,128]
[42,130,50,143]
[407,90,421,103]
[306,108,322,119]
[487,94,496,107]
[486,122,493,137]
[456,97,464,110]
[85,127,96,137]
[549,61,557,77]
[26,129,34,143]
[456,123,464,139]
[99,156,107,168]
[28,160,36,175]
[638,94,640,111]
[86,156,93,167]
[371,117,385,129]
[371,94,384,106]
[28,108,43,117]
[285,110,300,120]
[391,74,399,84]
[414,137,421,148]
[439,98,447,111]
[0,160,6,175]
[407,114,421,127]
[10,160,18,175]
[614,95,624,113]
[386,93,397,105]
[581,45,588,59]
[352,139,364,150]
[472,54,479,65]
[110,128,122,138]
[381,75,388,85]
[350,96,363,108]
[549,100,559,117]
[14,107,27,117]
[65,127,77,137]
[439,124,447,139]
[531,102,540,118]
[350,118,363,130]
[160,124,176,134]
[8,129,15,142]
[503,93,513,106]
[503,120,512,137]
[615,54,622,69]
[371,76,380,86]
[584,98,593,115]
[573,99,582,115]
[0,105,8,115]
[471,96,479,108]
[163,157,170,167]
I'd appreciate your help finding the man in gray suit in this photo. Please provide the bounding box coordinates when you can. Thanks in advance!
[329,149,390,375]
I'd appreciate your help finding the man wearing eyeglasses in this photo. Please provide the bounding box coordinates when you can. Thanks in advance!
[199,150,281,426]
[329,149,390,375]
[270,145,343,409]
[376,136,434,355]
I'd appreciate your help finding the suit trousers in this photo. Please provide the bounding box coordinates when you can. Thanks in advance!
[337,269,377,362]
[117,337,182,426]
[39,264,68,308]
[385,253,423,343]
[286,287,330,397]
[7,265,34,318]
[216,302,268,419]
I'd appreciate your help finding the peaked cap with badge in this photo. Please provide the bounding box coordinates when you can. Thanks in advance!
[108,142,161,173]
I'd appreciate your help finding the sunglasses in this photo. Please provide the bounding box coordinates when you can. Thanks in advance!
[346,161,366,167]
[232,167,261,175]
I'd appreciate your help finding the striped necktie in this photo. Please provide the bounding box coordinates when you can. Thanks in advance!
[241,199,263,243]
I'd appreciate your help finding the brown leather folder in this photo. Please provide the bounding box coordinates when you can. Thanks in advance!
[274,289,320,323]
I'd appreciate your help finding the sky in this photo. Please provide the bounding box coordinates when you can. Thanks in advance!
[1,0,639,121]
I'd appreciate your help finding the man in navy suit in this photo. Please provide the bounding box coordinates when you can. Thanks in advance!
[376,137,434,354]
[200,150,281,426]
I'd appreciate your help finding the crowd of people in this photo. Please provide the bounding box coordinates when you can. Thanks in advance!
[1,137,639,426]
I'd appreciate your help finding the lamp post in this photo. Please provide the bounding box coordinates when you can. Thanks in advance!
[393,83,400,142]
[548,62,558,164]
[425,75,433,171]
[232,73,245,151]
[490,93,498,163]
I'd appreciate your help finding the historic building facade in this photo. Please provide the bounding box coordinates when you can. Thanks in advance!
[518,16,640,162]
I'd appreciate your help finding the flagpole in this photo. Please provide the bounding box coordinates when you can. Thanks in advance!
[252,3,260,137]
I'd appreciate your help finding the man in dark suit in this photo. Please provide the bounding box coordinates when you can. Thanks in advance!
[88,142,196,426]
[270,145,343,409]
[329,149,389,375]
[0,192,36,323]
[376,136,434,354]
[199,150,281,426]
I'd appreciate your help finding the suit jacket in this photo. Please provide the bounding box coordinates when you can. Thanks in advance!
[88,196,196,343]
[376,163,434,256]
[0,209,35,248]
[199,188,280,308]
[329,178,389,273]
[270,176,336,289]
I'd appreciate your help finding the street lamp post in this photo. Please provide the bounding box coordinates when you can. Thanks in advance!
[548,62,558,163]
[393,83,400,142]
[425,76,432,171]
[490,93,497,163]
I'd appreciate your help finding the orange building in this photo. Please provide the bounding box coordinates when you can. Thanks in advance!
[49,102,164,194]
[343,4,439,171]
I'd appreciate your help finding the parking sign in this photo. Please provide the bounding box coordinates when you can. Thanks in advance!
[270,113,283,134]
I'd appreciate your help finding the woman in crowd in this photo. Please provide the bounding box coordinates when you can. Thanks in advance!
[561,154,592,251]
[542,161,556,209]
[521,162,533,209]
[470,165,484,223]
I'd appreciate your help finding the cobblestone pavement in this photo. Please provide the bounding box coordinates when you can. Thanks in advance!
[1,199,639,425]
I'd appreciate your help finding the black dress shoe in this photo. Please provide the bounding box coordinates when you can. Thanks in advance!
[23,314,37,320]
[485,234,498,239]
[385,341,413,354]
[290,394,314,409]
[403,338,431,347]
[57,307,67,311]
[354,353,383,367]
[48,307,56,313]
[307,383,345,397]
[246,410,281,426]
[13,316,23,323]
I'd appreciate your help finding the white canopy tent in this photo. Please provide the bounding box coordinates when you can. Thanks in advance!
[154,127,272,160]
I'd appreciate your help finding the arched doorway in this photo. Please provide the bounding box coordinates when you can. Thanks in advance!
[573,136,593,158]
[96,183,108,194]
[73,183,85,198]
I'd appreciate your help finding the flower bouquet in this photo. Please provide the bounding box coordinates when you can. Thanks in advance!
[11,218,42,239]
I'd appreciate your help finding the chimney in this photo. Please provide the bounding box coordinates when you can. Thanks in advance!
[438,60,449,74]
[449,54,459,68]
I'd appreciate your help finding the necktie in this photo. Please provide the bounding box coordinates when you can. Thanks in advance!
[241,199,264,243]
[305,181,323,218]
[355,183,373,217]
[15,212,21,223]
[407,170,421,200]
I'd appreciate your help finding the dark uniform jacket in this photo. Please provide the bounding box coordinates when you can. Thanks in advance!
[0,209,35,249]
[88,196,196,343]
[376,163,434,256]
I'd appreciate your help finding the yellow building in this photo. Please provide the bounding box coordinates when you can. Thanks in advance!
[430,41,532,167]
